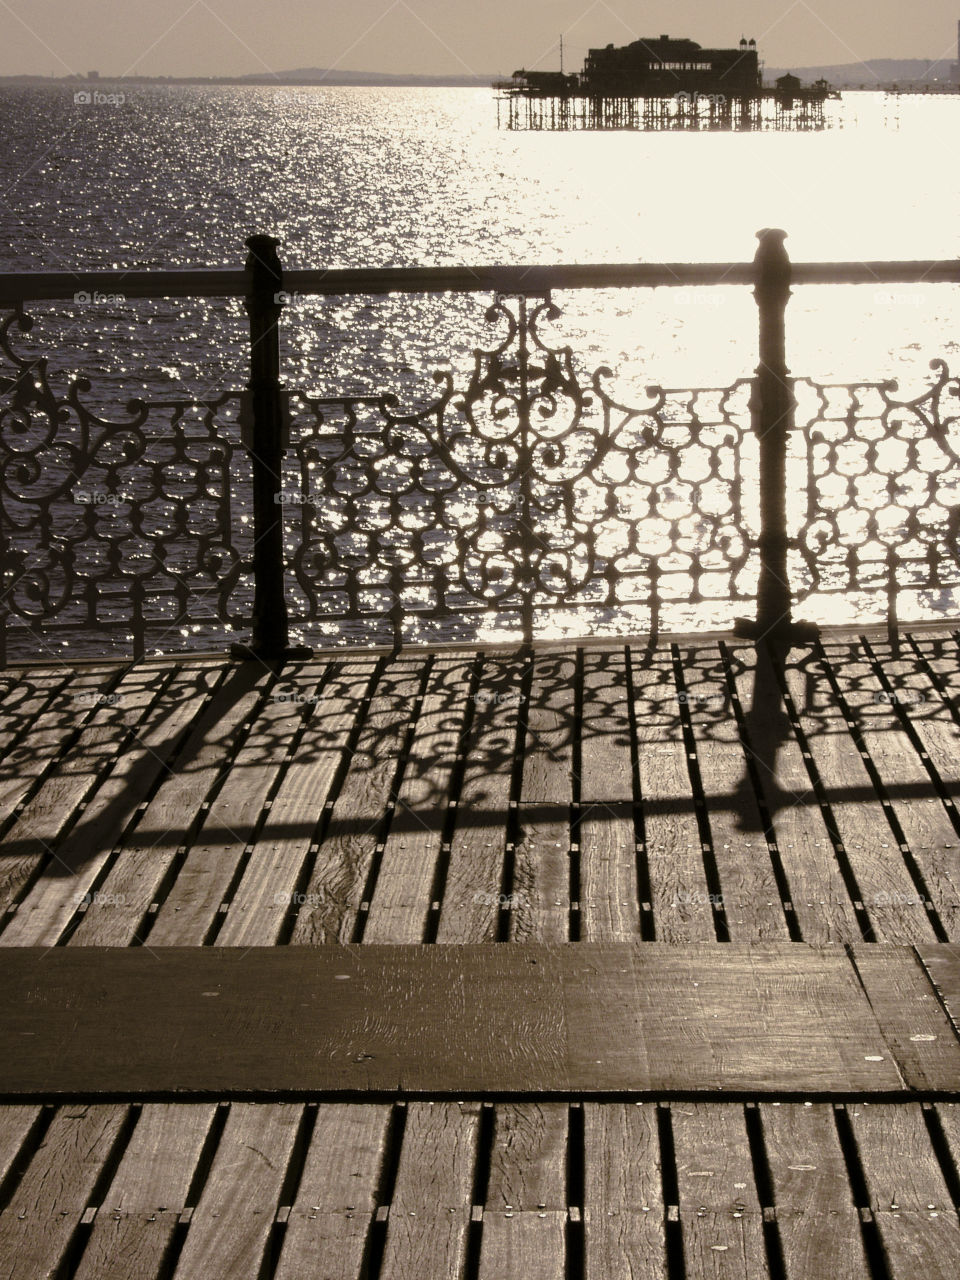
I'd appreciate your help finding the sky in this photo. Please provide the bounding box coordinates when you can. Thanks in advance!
[0,0,958,79]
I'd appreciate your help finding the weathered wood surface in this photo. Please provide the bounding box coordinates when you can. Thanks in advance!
[0,1104,128,1280]
[3,633,960,1280]
[274,1103,390,1280]
[170,1103,301,1280]
[2,635,959,950]
[72,1104,216,1280]
[3,944,953,1096]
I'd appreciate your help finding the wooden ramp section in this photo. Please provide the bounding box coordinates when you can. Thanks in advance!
[2,629,960,1277]
[4,943,959,1097]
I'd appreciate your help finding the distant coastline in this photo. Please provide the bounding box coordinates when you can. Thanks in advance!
[1,56,958,92]
[0,69,498,88]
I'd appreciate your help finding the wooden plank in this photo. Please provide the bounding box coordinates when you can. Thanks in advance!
[583,1102,667,1279]
[148,663,331,945]
[510,655,574,943]
[849,946,960,1092]
[72,1104,216,1280]
[671,1106,768,1280]
[0,1104,128,1280]
[776,1213,872,1280]
[760,1103,856,1213]
[511,810,570,942]
[0,1106,43,1188]
[66,664,271,947]
[0,663,181,915]
[579,649,633,803]
[680,644,790,940]
[579,803,641,942]
[759,1102,872,1279]
[363,657,473,944]
[0,944,910,1095]
[379,1101,479,1280]
[435,652,528,943]
[783,653,936,944]
[847,1103,950,1210]
[631,650,714,942]
[171,1103,301,1280]
[219,656,386,946]
[275,1103,391,1280]
[679,1211,770,1279]
[873,1211,960,1280]
[823,641,960,939]
[521,654,575,805]
[729,645,861,942]
[577,647,639,941]
[916,943,960,1039]
[478,1104,567,1280]
[672,1104,760,1213]
[852,1083,960,1278]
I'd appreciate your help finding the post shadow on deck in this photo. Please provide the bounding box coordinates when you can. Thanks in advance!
[230,229,819,660]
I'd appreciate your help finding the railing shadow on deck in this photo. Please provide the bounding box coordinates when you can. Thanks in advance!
[1,637,959,922]
[2,231,960,667]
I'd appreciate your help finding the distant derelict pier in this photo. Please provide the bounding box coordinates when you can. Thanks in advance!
[498,33,836,131]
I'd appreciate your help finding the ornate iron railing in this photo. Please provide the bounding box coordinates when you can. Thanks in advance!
[1,234,959,664]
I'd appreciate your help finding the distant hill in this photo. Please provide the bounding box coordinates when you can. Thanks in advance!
[765,58,958,87]
[235,68,495,87]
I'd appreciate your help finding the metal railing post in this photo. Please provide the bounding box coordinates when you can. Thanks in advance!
[232,234,311,661]
[736,228,817,647]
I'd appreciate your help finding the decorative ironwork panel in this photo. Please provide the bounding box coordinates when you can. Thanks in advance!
[0,305,251,662]
[791,363,960,615]
[283,296,758,646]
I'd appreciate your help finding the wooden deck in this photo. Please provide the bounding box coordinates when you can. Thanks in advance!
[2,630,960,1277]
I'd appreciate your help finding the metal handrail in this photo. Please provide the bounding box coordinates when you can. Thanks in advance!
[3,258,960,305]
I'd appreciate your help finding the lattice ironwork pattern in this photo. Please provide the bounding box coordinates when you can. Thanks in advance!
[0,305,251,662]
[791,364,960,615]
[282,296,757,645]
[3,291,960,662]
